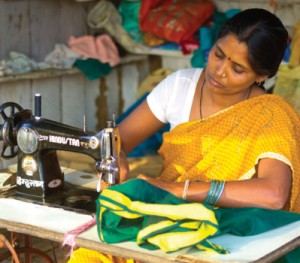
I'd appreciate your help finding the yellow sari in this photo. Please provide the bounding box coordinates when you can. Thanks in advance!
[158,94,300,213]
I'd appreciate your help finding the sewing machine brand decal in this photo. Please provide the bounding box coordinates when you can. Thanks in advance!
[16,176,44,188]
[38,135,48,141]
[21,156,38,176]
[48,135,80,147]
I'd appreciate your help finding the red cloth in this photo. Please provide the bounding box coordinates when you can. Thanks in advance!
[139,0,215,44]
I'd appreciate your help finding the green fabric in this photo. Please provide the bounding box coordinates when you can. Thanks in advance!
[118,0,143,43]
[74,59,112,80]
[96,179,300,260]
[217,207,300,235]
[97,179,222,253]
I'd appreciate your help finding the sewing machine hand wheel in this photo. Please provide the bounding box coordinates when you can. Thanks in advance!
[0,102,23,159]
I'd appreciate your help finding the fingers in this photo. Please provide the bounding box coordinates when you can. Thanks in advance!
[137,174,148,180]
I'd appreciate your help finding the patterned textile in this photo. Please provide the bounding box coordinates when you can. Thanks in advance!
[95,179,300,260]
[97,179,226,253]
[68,248,134,263]
[158,94,300,213]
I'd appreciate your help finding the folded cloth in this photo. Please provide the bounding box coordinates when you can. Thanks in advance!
[87,0,148,54]
[69,35,120,67]
[74,58,112,80]
[45,44,81,69]
[97,178,225,253]
[2,51,49,75]
[97,178,300,260]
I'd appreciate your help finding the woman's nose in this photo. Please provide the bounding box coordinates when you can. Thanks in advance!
[216,60,228,78]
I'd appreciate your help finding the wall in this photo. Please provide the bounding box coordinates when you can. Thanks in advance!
[0,0,150,169]
[1,0,299,169]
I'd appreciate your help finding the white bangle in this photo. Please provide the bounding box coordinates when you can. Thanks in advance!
[182,180,190,200]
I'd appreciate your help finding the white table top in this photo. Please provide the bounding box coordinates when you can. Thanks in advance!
[0,169,300,263]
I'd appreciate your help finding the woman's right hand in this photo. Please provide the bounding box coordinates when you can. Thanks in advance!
[119,150,129,183]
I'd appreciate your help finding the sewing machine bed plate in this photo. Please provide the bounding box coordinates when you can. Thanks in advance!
[1,183,99,214]
[0,166,100,214]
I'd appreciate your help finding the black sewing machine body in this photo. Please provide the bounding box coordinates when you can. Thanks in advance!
[0,101,120,213]
[15,116,102,197]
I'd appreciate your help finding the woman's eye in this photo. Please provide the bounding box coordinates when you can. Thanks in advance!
[215,50,223,59]
[233,66,244,74]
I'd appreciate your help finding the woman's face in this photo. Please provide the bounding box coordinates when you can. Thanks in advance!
[205,33,264,96]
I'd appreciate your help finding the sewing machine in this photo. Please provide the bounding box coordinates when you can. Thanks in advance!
[0,95,120,213]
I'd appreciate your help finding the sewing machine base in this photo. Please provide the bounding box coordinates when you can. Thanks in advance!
[1,182,99,215]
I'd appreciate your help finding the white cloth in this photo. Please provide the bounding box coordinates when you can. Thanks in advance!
[44,44,81,69]
[146,68,203,130]
[0,52,49,76]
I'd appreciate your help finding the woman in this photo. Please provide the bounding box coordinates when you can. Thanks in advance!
[119,8,300,212]
[69,8,300,263]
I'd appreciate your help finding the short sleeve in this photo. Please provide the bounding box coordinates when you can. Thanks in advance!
[146,68,203,129]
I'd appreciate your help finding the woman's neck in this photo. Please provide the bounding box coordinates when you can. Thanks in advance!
[200,81,253,119]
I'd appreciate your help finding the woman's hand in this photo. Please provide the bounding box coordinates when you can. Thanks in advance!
[119,150,129,183]
[97,151,129,191]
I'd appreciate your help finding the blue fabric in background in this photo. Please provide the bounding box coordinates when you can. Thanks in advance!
[117,93,170,157]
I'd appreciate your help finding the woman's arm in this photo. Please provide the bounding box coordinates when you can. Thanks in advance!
[117,100,165,182]
[138,158,292,210]
[118,100,166,154]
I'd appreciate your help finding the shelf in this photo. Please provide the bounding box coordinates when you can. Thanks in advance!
[132,47,193,58]
[0,54,148,84]
[0,68,80,84]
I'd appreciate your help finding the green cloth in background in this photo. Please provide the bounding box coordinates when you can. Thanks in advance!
[97,179,300,262]
[118,0,143,43]
[74,59,112,80]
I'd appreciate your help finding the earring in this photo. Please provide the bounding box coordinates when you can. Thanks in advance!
[222,73,226,78]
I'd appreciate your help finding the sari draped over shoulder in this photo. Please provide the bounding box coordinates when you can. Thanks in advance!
[158,94,300,213]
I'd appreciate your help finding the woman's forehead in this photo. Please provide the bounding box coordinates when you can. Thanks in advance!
[216,34,252,70]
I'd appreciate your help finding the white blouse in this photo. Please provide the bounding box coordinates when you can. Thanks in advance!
[147,68,203,130]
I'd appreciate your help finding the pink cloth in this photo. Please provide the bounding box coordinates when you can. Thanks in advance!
[68,35,120,67]
[62,217,96,257]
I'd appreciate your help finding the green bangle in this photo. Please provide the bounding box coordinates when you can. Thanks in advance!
[204,180,225,206]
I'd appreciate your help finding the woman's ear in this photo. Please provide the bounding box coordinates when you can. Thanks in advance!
[256,75,269,83]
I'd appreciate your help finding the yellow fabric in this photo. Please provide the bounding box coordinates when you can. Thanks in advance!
[289,20,300,68]
[139,220,219,252]
[273,21,300,113]
[158,94,300,213]
[273,64,300,114]
[68,248,135,263]
[101,188,217,222]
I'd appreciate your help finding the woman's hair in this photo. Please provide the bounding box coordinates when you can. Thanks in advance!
[217,8,288,78]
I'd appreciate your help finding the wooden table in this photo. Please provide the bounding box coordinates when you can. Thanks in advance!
[0,164,300,263]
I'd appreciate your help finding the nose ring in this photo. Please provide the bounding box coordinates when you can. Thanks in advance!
[222,73,226,78]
